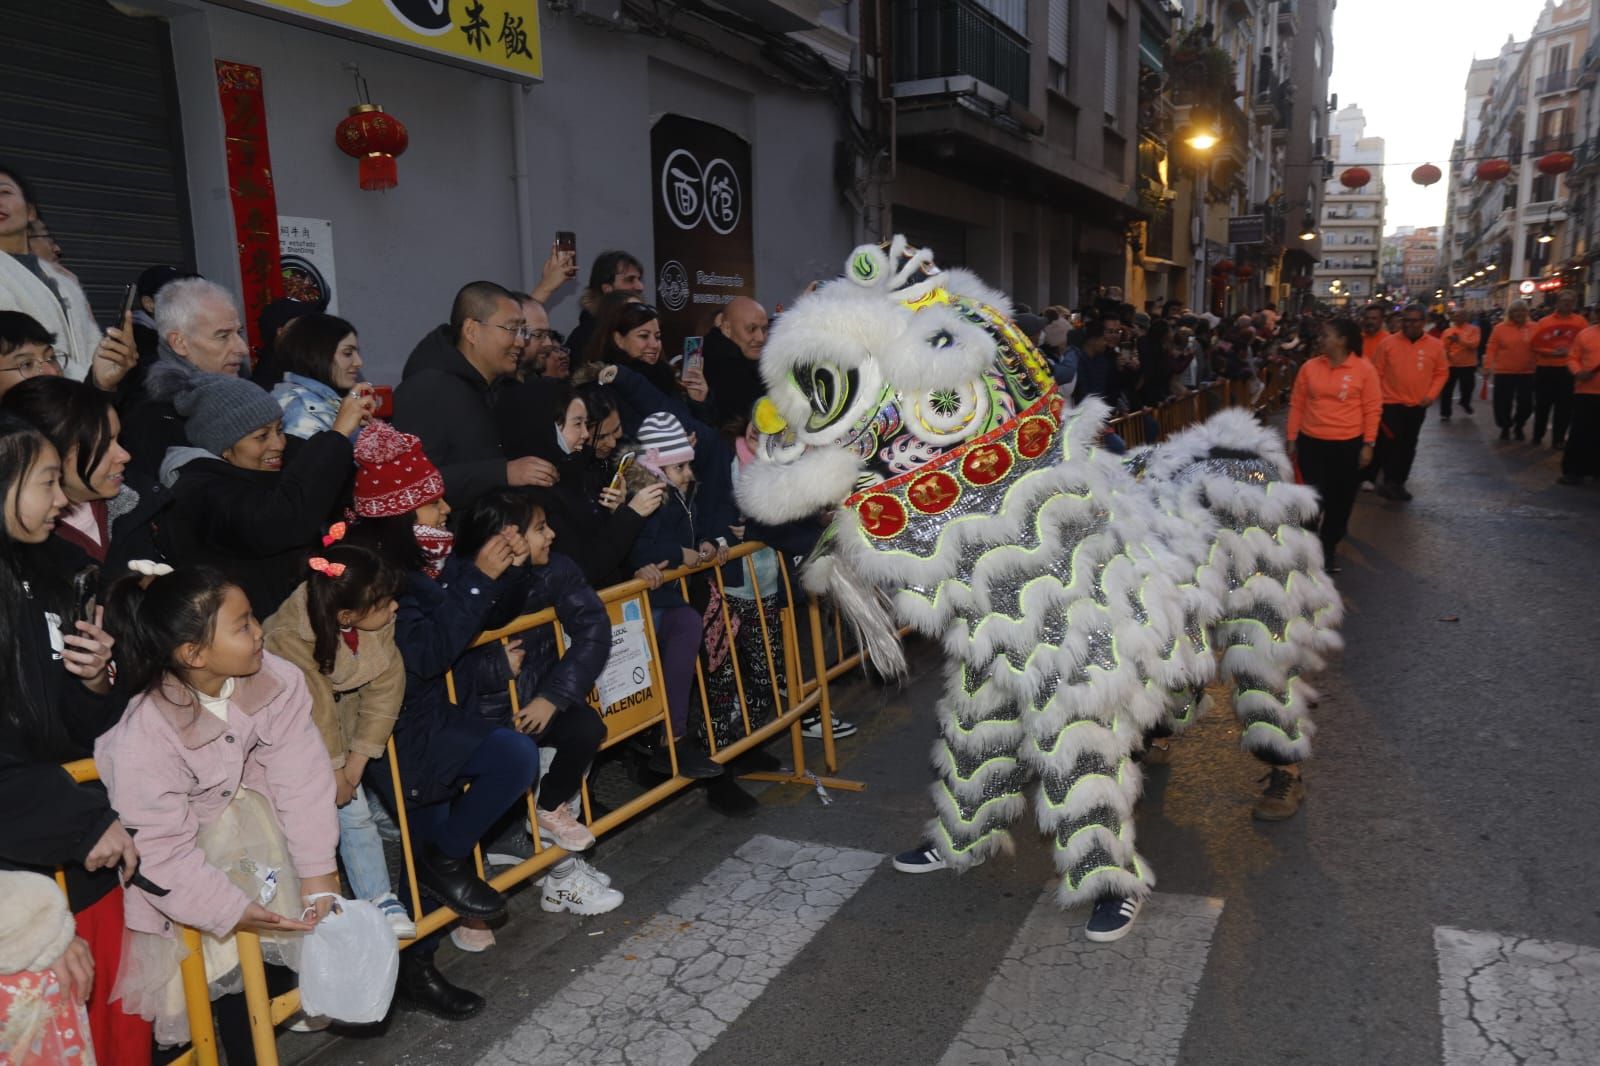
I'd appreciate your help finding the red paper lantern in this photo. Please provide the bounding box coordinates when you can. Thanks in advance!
[1236,264,1256,279]
[1537,151,1575,176]
[1339,166,1372,189]
[1411,163,1442,187]
[1216,259,1236,274]
[335,104,409,191]
[1475,158,1511,182]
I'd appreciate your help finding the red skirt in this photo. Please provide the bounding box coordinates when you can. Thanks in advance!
[75,887,151,1066]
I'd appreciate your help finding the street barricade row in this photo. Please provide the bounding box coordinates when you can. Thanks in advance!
[59,542,867,1066]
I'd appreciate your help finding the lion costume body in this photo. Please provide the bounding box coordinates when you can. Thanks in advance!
[735,239,1342,907]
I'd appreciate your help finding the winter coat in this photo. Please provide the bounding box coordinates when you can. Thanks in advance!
[607,364,740,536]
[365,555,515,808]
[0,251,101,378]
[394,325,512,509]
[158,429,354,618]
[262,582,406,770]
[701,327,764,430]
[94,652,338,940]
[41,474,172,581]
[624,462,734,610]
[0,577,125,913]
[0,871,76,975]
[271,373,343,440]
[119,347,234,484]
[463,553,610,727]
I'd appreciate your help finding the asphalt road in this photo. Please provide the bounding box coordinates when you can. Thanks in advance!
[287,408,1600,1066]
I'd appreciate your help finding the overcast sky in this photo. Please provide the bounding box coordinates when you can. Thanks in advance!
[1328,0,1558,233]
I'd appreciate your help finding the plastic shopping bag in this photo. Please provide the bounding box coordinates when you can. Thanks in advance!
[298,897,399,1023]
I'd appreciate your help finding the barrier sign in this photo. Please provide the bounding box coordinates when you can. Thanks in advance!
[589,596,665,741]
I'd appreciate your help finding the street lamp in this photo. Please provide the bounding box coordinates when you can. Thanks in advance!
[1486,263,1498,271]
[1299,214,1318,241]
[1538,225,1555,245]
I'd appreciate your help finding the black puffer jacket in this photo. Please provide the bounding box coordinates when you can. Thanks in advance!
[463,553,610,726]
[158,430,353,617]
[395,325,512,509]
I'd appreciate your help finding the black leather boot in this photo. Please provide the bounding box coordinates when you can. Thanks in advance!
[396,953,484,1020]
[415,842,508,921]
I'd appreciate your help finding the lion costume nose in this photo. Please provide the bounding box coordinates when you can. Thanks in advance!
[754,396,788,435]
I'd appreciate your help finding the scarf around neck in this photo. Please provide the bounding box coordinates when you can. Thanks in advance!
[414,523,455,579]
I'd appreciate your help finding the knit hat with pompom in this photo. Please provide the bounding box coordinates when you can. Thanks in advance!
[352,420,446,518]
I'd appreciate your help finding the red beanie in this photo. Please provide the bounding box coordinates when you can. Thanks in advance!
[352,421,446,518]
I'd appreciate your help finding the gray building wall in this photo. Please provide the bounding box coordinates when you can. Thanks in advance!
[156,1,854,381]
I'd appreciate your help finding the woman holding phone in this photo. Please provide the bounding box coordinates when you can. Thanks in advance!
[269,312,376,439]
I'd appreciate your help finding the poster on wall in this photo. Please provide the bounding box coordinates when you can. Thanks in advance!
[650,114,756,360]
[277,217,338,313]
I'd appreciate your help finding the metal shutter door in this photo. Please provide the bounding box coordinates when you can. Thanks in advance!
[0,0,193,328]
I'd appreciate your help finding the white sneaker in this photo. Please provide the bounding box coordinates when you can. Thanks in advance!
[1360,481,1376,493]
[535,804,596,852]
[371,891,417,940]
[287,1013,331,1033]
[541,865,624,915]
[540,856,612,889]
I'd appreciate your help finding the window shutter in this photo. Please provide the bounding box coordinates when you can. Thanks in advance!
[1048,0,1069,66]
[1104,17,1123,119]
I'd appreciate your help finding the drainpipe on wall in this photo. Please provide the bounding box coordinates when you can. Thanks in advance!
[510,81,536,294]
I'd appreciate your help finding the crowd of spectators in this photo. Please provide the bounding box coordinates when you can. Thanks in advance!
[3,147,1597,1063]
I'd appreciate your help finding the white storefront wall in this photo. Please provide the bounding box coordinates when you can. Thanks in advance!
[152,1,853,381]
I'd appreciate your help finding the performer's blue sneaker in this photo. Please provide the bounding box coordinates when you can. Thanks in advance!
[892,843,947,874]
[1085,895,1143,942]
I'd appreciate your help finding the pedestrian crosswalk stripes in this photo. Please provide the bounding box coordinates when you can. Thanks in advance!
[1435,926,1600,1066]
[471,835,882,1066]
[939,891,1225,1066]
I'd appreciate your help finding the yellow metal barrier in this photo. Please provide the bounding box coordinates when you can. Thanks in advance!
[242,542,866,1062]
[1104,367,1298,446]
[54,759,221,1066]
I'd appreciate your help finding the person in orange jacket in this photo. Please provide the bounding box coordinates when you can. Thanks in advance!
[1367,304,1448,501]
[1287,318,1381,571]
[1559,315,1600,484]
[1358,304,1385,361]
[1485,301,1536,440]
[1528,289,1585,448]
[1439,309,1481,421]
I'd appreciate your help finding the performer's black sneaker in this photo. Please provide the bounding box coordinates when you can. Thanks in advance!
[892,843,947,874]
[800,714,858,739]
[1085,896,1143,942]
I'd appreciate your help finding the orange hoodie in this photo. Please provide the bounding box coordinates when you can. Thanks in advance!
[1486,321,1536,375]
[1287,354,1383,443]
[1372,332,1448,406]
[1442,325,1480,368]
[1530,312,1588,367]
[1569,324,1600,396]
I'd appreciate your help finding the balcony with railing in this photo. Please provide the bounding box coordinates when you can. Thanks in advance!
[892,0,1030,106]
[1531,132,1576,154]
[1580,42,1600,87]
[1537,69,1576,96]
[1277,0,1297,37]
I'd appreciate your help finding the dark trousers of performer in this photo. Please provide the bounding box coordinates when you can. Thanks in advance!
[1439,367,1475,418]
[1493,373,1534,436]
[1368,404,1426,488]
[1563,394,1600,479]
[1533,365,1574,445]
[1297,435,1363,559]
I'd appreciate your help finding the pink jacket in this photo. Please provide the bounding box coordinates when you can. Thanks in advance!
[93,652,337,939]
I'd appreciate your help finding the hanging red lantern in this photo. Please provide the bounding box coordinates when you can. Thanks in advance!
[1475,158,1511,182]
[1216,259,1236,274]
[335,104,409,191]
[1339,166,1372,189]
[1537,151,1576,176]
[1236,263,1256,279]
[1411,163,1442,187]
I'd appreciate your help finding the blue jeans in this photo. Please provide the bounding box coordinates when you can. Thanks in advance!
[337,784,393,902]
[404,727,540,860]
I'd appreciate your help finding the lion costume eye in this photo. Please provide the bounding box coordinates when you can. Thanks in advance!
[907,380,990,445]
[793,363,859,432]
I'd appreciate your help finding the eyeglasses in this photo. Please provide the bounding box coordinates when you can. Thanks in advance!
[0,350,61,377]
[479,320,532,342]
[527,329,559,343]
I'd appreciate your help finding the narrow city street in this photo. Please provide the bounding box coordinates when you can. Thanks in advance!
[286,414,1600,1066]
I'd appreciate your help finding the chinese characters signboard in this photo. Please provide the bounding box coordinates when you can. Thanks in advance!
[216,61,283,360]
[221,0,541,80]
[650,115,756,359]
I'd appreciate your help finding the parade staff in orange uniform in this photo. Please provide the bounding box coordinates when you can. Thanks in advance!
[1485,301,1537,440]
[1368,304,1448,501]
[1439,309,1481,421]
[1287,318,1382,572]
[1358,304,1385,360]
[1527,289,1585,448]
[1559,316,1600,485]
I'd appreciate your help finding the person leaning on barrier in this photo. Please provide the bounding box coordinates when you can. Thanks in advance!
[342,422,537,1021]
[452,489,622,920]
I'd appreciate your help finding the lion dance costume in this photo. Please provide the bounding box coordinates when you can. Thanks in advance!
[735,238,1344,908]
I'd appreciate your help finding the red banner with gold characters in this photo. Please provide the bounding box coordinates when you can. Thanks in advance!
[215,60,284,362]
